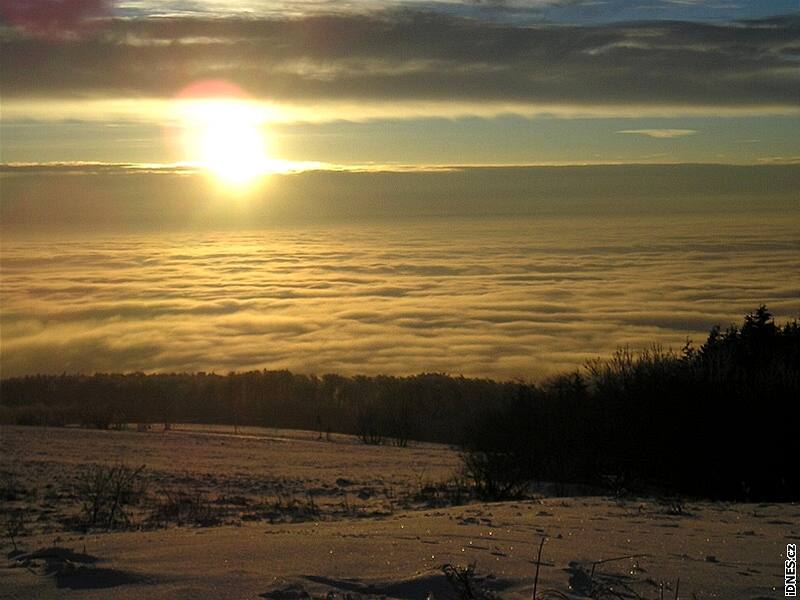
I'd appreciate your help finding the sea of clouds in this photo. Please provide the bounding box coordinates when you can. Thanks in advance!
[2,214,798,380]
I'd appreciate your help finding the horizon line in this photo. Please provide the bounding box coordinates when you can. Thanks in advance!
[3,158,800,176]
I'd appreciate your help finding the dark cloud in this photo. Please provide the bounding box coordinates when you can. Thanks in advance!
[2,165,800,233]
[0,161,194,174]
[0,0,112,40]
[1,12,798,109]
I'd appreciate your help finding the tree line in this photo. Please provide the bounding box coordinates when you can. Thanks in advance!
[1,306,797,500]
[461,306,799,501]
[0,369,515,446]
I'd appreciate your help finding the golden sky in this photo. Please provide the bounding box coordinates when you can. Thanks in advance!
[1,0,798,171]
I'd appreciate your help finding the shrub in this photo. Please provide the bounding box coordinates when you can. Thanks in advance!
[461,386,539,499]
[3,509,27,552]
[150,489,220,527]
[75,463,147,530]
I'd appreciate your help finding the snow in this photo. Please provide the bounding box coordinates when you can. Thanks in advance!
[1,425,795,599]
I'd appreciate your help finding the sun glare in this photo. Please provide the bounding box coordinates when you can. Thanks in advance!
[175,81,273,188]
[195,101,269,185]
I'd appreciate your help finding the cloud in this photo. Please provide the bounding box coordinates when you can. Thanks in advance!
[617,129,697,138]
[2,165,799,233]
[1,167,798,380]
[757,155,800,164]
[0,0,112,40]
[0,161,195,174]
[76,0,800,25]
[1,12,798,119]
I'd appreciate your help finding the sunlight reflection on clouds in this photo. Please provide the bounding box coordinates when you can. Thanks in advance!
[1,215,798,379]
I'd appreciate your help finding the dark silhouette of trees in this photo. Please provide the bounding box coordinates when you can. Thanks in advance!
[461,384,539,499]
[1,306,796,501]
[459,306,799,501]
[0,370,512,446]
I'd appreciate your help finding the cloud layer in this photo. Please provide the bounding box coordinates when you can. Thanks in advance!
[3,165,800,232]
[2,211,798,379]
[618,129,696,138]
[1,11,798,117]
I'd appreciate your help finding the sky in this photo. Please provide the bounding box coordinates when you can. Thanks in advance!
[1,0,798,168]
[1,1,799,379]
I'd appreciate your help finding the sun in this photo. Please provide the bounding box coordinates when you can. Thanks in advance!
[174,81,272,188]
[193,101,269,185]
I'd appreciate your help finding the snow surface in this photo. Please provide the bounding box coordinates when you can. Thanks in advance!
[1,425,795,599]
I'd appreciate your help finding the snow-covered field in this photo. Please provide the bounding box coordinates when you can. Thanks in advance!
[1,425,795,599]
